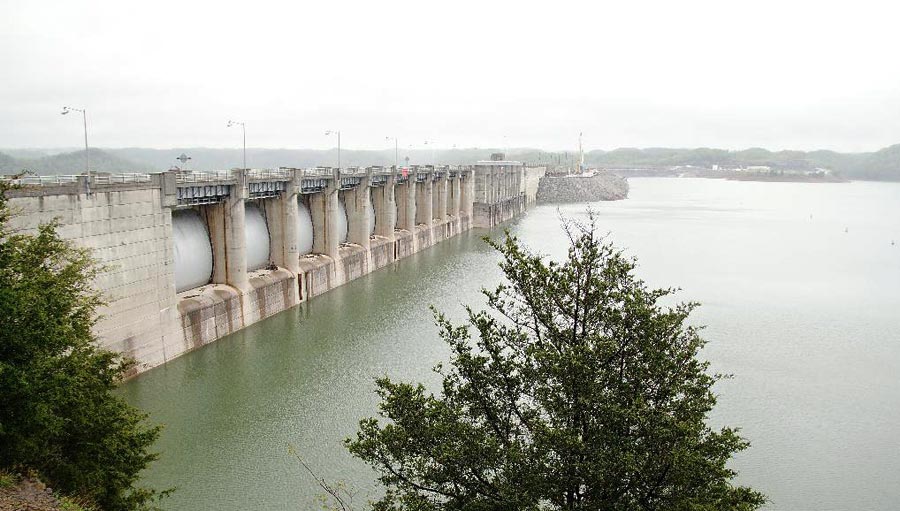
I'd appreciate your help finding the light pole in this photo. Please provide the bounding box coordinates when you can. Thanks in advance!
[325,130,341,170]
[385,136,398,170]
[227,120,246,170]
[424,140,436,167]
[176,153,191,170]
[61,106,89,179]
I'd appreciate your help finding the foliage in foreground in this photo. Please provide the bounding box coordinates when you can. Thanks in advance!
[0,183,164,510]
[348,214,766,510]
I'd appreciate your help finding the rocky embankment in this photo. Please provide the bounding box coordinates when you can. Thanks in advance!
[536,172,629,203]
[0,473,71,511]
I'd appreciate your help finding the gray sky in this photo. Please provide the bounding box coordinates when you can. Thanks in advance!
[2,0,899,152]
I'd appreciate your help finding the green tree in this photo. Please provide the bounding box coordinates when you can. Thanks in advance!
[348,215,765,510]
[0,182,164,510]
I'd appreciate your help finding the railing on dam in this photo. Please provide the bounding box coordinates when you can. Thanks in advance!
[175,170,234,184]
[2,166,474,198]
[246,168,292,181]
[94,173,152,184]
[2,173,152,187]
[2,174,80,186]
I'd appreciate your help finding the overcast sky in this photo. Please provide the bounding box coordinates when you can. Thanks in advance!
[2,0,899,152]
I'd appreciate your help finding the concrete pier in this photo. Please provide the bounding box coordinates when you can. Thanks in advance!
[4,162,545,375]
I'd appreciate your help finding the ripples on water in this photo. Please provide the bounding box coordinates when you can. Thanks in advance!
[121,178,900,511]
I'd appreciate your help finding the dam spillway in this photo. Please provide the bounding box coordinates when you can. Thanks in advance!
[336,196,349,244]
[172,209,213,293]
[296,198,314,255]
[3,162,544,375]
[244,202,271,271]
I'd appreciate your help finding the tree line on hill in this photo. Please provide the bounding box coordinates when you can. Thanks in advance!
[2,144,899,181]
[582,146,900,180]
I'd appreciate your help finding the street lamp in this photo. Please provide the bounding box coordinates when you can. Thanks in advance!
[385,136,398,170]
[176,153,191,170]
[61,106,89,180]
[227,120,246,170]
[325,130,341,170]
[423,140,436,167]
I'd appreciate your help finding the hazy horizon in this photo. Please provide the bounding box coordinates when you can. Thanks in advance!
[0,142,894,155]
[4,0,900,153]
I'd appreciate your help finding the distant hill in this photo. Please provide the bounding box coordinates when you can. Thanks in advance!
[0,149,149,175]
[103,147,532,171]
[852,144,900,180]
[3,144,900,181]
[584,145,900,181]
[0,152,17,171]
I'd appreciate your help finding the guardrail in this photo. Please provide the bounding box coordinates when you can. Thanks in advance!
[1,173,152,186]
[1,175,80,186]
[93,173,151,184]
[301,167,335,178]
[246,168,291,180]
[2,165,472,189]
[175,170,234,183]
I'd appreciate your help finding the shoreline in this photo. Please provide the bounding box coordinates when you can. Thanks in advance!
[610,168,849,183]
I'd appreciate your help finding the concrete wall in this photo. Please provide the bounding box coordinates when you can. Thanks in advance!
[5,179,178,373]
[471,162,544,228]
[4,165,538,376]
[523,166,546,205]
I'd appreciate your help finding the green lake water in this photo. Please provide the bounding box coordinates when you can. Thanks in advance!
[121,178,900,510]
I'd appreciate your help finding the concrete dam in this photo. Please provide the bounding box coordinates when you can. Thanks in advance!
[5,161,545,375]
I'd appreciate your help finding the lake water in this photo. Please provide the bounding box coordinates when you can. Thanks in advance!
[121,178,900,511]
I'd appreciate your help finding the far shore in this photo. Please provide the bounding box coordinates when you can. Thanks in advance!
[609,168,849,183]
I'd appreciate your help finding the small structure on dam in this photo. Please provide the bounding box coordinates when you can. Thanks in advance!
[3,163,545,375]
[473,158,543,227]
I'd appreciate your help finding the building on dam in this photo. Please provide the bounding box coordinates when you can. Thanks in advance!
[4,162,545,375]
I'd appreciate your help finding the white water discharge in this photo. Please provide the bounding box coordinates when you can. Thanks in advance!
[172,209,213,293]
[336,198,348,243]
[296,199,314,255]
[244,202,271,270]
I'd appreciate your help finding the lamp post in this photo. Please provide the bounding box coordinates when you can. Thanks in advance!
[176,153,191,170]
[61,106,89,180]
[423,140,436,167]
[227,120,246,170]
[385,136,398,170]
[325,130,341,170]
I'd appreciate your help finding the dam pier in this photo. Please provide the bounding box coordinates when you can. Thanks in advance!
[5,161,544,375]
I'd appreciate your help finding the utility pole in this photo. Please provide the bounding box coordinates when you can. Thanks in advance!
[61,106,89,187]
[326,130,341,170]
[386,136,399,169]
[227,120,246,169]
[424,140,436,166]
[578,132,584,173]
